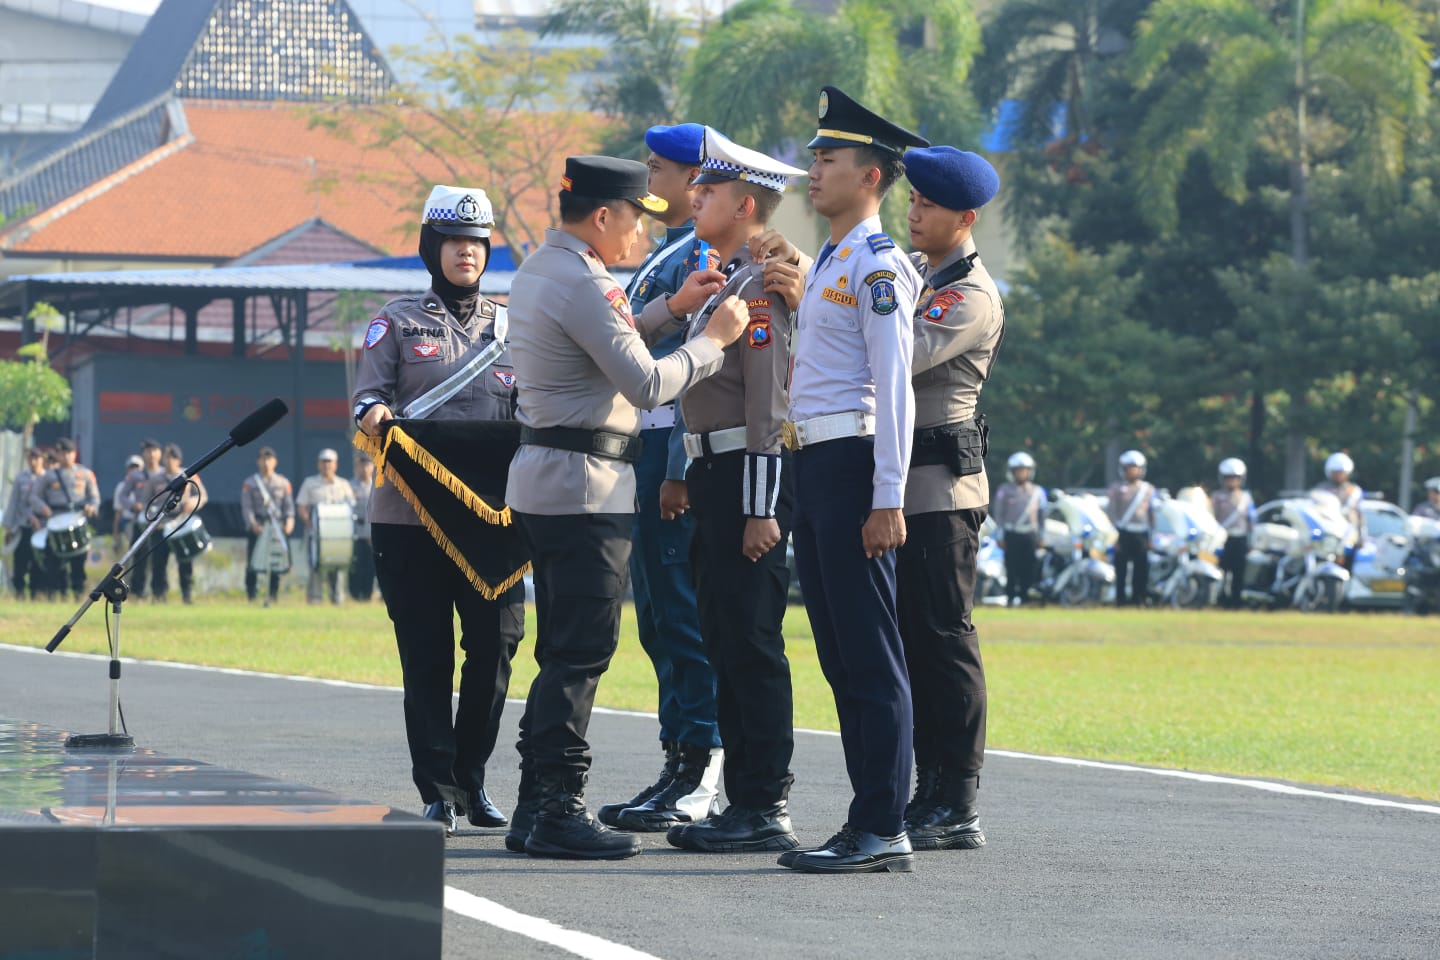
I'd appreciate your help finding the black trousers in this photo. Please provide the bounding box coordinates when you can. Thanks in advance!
[792,438,911,837]
[11,533,44,597]
[147,539,192,598]
[244,531,284,601]
[897,509,988,778]
[514,511,631,780]
[129,529,157,598]
[1115,530,1150,606]
[1220,534,1248,608]
[686,450,795,808]
[1003,530,1039,602]
[348,538,376,599]
[373,523,524,805]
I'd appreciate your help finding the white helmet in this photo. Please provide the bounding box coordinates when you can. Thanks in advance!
[1218,457,1246,479]
[1007,451,1036,471]
[1119,450,1147,470]
[1424,476,1440,493]
[1325,452,1354,476]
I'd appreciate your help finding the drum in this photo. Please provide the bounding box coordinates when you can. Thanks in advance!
[311,503,355,570]
[165,516,212,561]
[46,512,92,558]
[29,529,51,572]
[250,525,292,574]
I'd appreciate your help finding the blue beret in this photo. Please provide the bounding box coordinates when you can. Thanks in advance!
[644,123,706,166]
[903,146,1000,211]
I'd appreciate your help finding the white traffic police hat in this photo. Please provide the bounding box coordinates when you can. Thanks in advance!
[693,127,808,193]
[421,185,493,238]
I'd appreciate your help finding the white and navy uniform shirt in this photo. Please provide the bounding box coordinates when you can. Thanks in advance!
[789,215,921,510]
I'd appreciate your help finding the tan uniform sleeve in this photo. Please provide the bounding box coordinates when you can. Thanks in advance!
[562,276,724,411]
[636,295,687,346]
[737,277,788,456]
[912,284,1000,376]
[351,304,402,413]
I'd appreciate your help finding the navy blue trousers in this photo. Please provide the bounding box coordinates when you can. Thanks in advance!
[791,437,913,837]
[629,427,720,749]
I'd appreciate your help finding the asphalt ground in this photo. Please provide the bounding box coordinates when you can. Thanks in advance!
[2,643,1437,960]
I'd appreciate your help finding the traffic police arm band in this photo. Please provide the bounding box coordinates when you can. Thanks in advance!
[743,453,782,519]
[354,398,384,425]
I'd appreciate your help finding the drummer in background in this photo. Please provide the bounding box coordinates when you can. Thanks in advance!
[4,447,48,600]
[295,448,356,606]
[28,437,100,602]
[111,454,142,559]
[155,443,207,605]
[348,453,376,601]
[241,446,295,606]
[119,439,166,600]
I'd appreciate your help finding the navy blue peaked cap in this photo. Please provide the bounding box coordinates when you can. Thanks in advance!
[903,146,1000,211]
[807,86,929,155]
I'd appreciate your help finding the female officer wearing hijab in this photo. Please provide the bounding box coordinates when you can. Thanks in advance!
[352,185,521,836]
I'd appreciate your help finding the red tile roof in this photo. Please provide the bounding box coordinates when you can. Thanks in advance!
[4,100,606,260]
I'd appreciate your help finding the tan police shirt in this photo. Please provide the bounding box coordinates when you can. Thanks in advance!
[1209,488,1254,536]
[904,239,1005,515]
[352,289,516,526]
[29,465,100,517]
[1107,479,1156,533]
[505,228,725,515]
[992,481,1046,533]
[241,472,294,532]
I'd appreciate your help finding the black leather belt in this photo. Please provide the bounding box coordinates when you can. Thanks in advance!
[911,416,987,473]
[520,426,642,463]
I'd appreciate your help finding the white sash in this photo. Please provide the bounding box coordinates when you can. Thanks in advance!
[1217,492,1251,534]
[1118,481,1152,530]
[625,230,696,299]
[403,306,509,419]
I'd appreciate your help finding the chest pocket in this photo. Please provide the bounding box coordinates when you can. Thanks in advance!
[485,360,517,400]
[403,339,450,363]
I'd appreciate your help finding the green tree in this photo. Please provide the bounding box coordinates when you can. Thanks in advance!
[0,303,72,449]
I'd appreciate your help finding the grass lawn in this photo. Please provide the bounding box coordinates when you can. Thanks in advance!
[2,597,1436,801]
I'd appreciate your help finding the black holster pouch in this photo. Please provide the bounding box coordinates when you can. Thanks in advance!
[911,415,988,477]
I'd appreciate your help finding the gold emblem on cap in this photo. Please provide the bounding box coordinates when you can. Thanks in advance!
[818,90,829,119]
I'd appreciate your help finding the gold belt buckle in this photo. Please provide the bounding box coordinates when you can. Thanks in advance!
[781,421,799,451]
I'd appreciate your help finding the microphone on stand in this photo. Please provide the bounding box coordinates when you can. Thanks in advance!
[162,399,289,494]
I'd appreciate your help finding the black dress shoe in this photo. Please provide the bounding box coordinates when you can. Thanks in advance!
[421,801,458,837]
[777,824,852,868]
[784,826,914,874]
[464,787,509,828]
[598,740,678,827]
[668,804,800,853]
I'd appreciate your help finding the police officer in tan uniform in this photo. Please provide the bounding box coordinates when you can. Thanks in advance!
[354,184,520,836]
[1210,458,1254,608]
[296,449,357,606]
[28,437,100,601]
[889,146,1004,853]
[658,128,808,853]
[5,447,48,600]
[1413,478,1440,521]
[1108,450,1157,606]
[154,443,207,604]
[992,452,1046,606]
[119,438,166,600]
[348,454,376,599]
[240,447,295,605]
[503,155,748,860]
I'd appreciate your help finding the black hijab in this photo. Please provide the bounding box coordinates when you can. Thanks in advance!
[418,224,488,322]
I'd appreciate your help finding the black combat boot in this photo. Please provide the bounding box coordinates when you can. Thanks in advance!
[525,772,641,860]
[504,769,539,853]
[667,801,800,854]
[907,773,984,850]
[903,764,941,824]
[613,742,721,832]
[598,740,678,827]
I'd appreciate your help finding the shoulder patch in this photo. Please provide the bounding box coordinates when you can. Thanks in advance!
[747,319,772,349]
[869,280,898,315]
[864,270,897,286]
[479,299,496,320]
[493,370,517,389]
[581,248,604,271]
[866,233,895,254]
[924,289,966,323]
[364,317,389,349]
[746,297,771,310]
[605,287,635,328]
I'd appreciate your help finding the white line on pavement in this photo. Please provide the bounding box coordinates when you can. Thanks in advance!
[443,887,663,960]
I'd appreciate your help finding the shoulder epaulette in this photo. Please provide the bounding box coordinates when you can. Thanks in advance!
[866,233,895,254]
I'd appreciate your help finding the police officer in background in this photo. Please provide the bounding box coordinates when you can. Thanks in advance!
[240,447,295,605]
[1108,450,1157,606]
[597,122,725,832]
[296,449,356,606]
[892,145,1004,854]
[354,184,522,836]
[348,454,376,600]
[993,452,1046,607]
[504,155,747,860]
[660,128,808,853]
[119,439,165,600]
[111,454,142,559]
[4,447,48,600]
[778,87,926,875]
[1314,452,1365,541]
[1412,477,1440,520]
[28,438,100,601]
[153,443,207,604]
[1210,458,1254,609]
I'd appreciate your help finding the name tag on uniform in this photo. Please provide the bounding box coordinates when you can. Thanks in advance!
[822,287,857,306]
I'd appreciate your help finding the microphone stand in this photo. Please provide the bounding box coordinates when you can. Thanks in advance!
[46,485,186,750]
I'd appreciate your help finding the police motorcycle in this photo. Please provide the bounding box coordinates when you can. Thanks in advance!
[1402,515,1440,615]
[974,515,1009,606]
[1147,490,1226,609]
[1343,498,1411,610]
[1033,491,1117,607]
[1241,494,1353,613]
